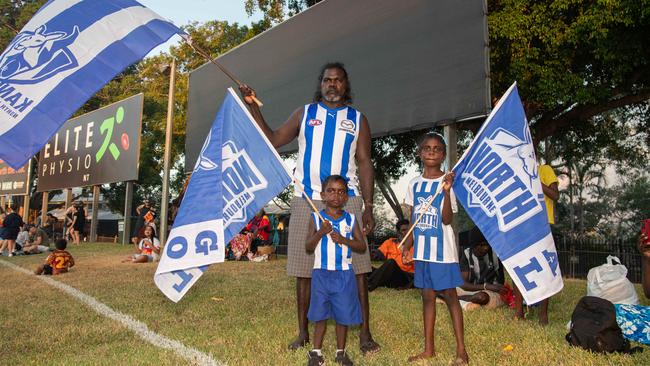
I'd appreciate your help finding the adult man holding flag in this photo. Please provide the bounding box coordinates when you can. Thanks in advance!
[154,88,292,302]
[0,0,183,169]
[451,82,564,310]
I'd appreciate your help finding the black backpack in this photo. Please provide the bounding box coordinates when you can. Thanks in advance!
[566,296,634,353]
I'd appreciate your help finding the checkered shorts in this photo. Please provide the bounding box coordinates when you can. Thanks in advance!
[286,196,371,278]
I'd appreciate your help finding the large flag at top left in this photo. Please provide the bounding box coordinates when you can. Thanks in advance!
[0,0,182,169]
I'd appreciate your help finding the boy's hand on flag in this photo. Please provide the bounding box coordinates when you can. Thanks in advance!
[330,230,347,245]
[442,172,455,192]
[319,220,333,236]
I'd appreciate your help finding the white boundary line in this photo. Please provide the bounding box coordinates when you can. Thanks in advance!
[0,259,224,366]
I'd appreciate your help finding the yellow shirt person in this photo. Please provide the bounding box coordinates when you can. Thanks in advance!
[538,164,559,224]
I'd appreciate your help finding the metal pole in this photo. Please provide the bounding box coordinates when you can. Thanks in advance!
[160,58,176,245]
[22,158,32,223]
[90,185,100,242]
[123,181,133,245]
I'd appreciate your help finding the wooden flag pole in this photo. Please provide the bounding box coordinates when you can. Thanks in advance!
[397,187,444,251]
[181,34,263,107]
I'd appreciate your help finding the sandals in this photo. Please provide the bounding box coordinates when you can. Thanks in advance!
[359,339,380,355]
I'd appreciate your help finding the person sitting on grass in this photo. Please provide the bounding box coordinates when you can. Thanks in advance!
[456,226,507,311]
[368,219,414,291]
[35,239,74,275]
[122,225,160,263]
[22,225,50,255]
[305,175,366,366]
[15,224,30,251]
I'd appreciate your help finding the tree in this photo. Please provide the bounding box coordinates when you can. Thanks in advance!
[487,0,650,156]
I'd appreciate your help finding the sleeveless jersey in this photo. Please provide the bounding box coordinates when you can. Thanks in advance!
[405,175,458,263]
[312,210,356,271]
[295,102,361,199]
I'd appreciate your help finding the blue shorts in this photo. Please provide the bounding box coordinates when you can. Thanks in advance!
[414,261,463,291]
[308,268,362,326]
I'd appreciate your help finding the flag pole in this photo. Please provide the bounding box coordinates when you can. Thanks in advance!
[160,58,176,245]
[397,181,446,251]
[180,35,263,107]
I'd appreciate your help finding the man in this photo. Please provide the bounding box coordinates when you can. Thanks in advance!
[368,219,414,291]
[457,226,506,311]
[513,161,559,324]
[240,62,379,354]
[22,225,50,254]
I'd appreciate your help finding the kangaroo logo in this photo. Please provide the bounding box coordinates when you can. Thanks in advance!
[414,196,439,230]
[0,25,79,85]
[193,130,219,172]
[487,127,539,189]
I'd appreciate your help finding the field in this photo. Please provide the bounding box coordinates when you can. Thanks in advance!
[1,243,648,365]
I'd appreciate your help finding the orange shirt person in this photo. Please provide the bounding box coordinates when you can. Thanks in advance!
[35,239,75,275]
[368,219,414,291]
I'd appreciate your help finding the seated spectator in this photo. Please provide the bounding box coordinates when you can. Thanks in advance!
[22,226,50,254]
[457,226,507,311]
[229,231,253,261]
[245,210,270,254]
[35,239,74,275]
[368,219,414,291]
[15,224,30,252]
[122,225,160,263]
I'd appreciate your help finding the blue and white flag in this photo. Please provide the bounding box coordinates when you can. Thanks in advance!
[0,0,182,169]
[452,82,563,304]
[154,88,292,302]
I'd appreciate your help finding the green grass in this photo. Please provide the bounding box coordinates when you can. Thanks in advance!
[1,243,648,365]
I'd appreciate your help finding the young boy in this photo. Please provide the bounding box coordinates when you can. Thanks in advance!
[35,239,75,275]
[305,175,367,366]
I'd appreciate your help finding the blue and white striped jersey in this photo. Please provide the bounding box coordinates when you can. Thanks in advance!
[312,210,356,271]
[405,175,458,263]
[294,103,361,199]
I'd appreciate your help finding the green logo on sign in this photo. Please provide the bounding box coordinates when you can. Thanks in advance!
[95,106,124,163]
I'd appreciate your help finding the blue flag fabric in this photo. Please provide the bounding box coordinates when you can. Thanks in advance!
[0,0,182,169]
[452,82,563,304]
[154,88,292,302]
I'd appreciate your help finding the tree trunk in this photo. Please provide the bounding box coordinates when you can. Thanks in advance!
[376,178,404,221]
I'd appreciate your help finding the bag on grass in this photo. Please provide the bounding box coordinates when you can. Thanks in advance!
[586,255,639,305]
[566,296,631,353]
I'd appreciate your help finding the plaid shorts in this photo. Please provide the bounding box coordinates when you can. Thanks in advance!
[286,196,371,278]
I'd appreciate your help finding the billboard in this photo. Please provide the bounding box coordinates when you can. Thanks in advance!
[186,0,490,168]
[37,94,143,192]
[0,159,28,195]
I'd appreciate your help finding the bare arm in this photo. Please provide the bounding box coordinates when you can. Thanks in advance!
[306,218,332,253]
[541,182,559,201]
[239,85,302,148]
[441,172,455,225]
[330,218,366,253]
[357,115,375,234]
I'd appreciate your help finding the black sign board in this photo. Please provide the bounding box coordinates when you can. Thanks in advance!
[0,159,28,195]
[37,94,143,191]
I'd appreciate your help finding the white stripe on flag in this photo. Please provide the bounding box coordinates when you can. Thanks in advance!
[1,6,174,134]
[25,0,85,29]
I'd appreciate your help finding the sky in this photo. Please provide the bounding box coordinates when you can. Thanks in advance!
[138,0,263,55]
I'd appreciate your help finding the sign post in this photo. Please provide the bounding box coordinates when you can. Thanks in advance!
[123,181,133,245]
[90,185,100,242]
